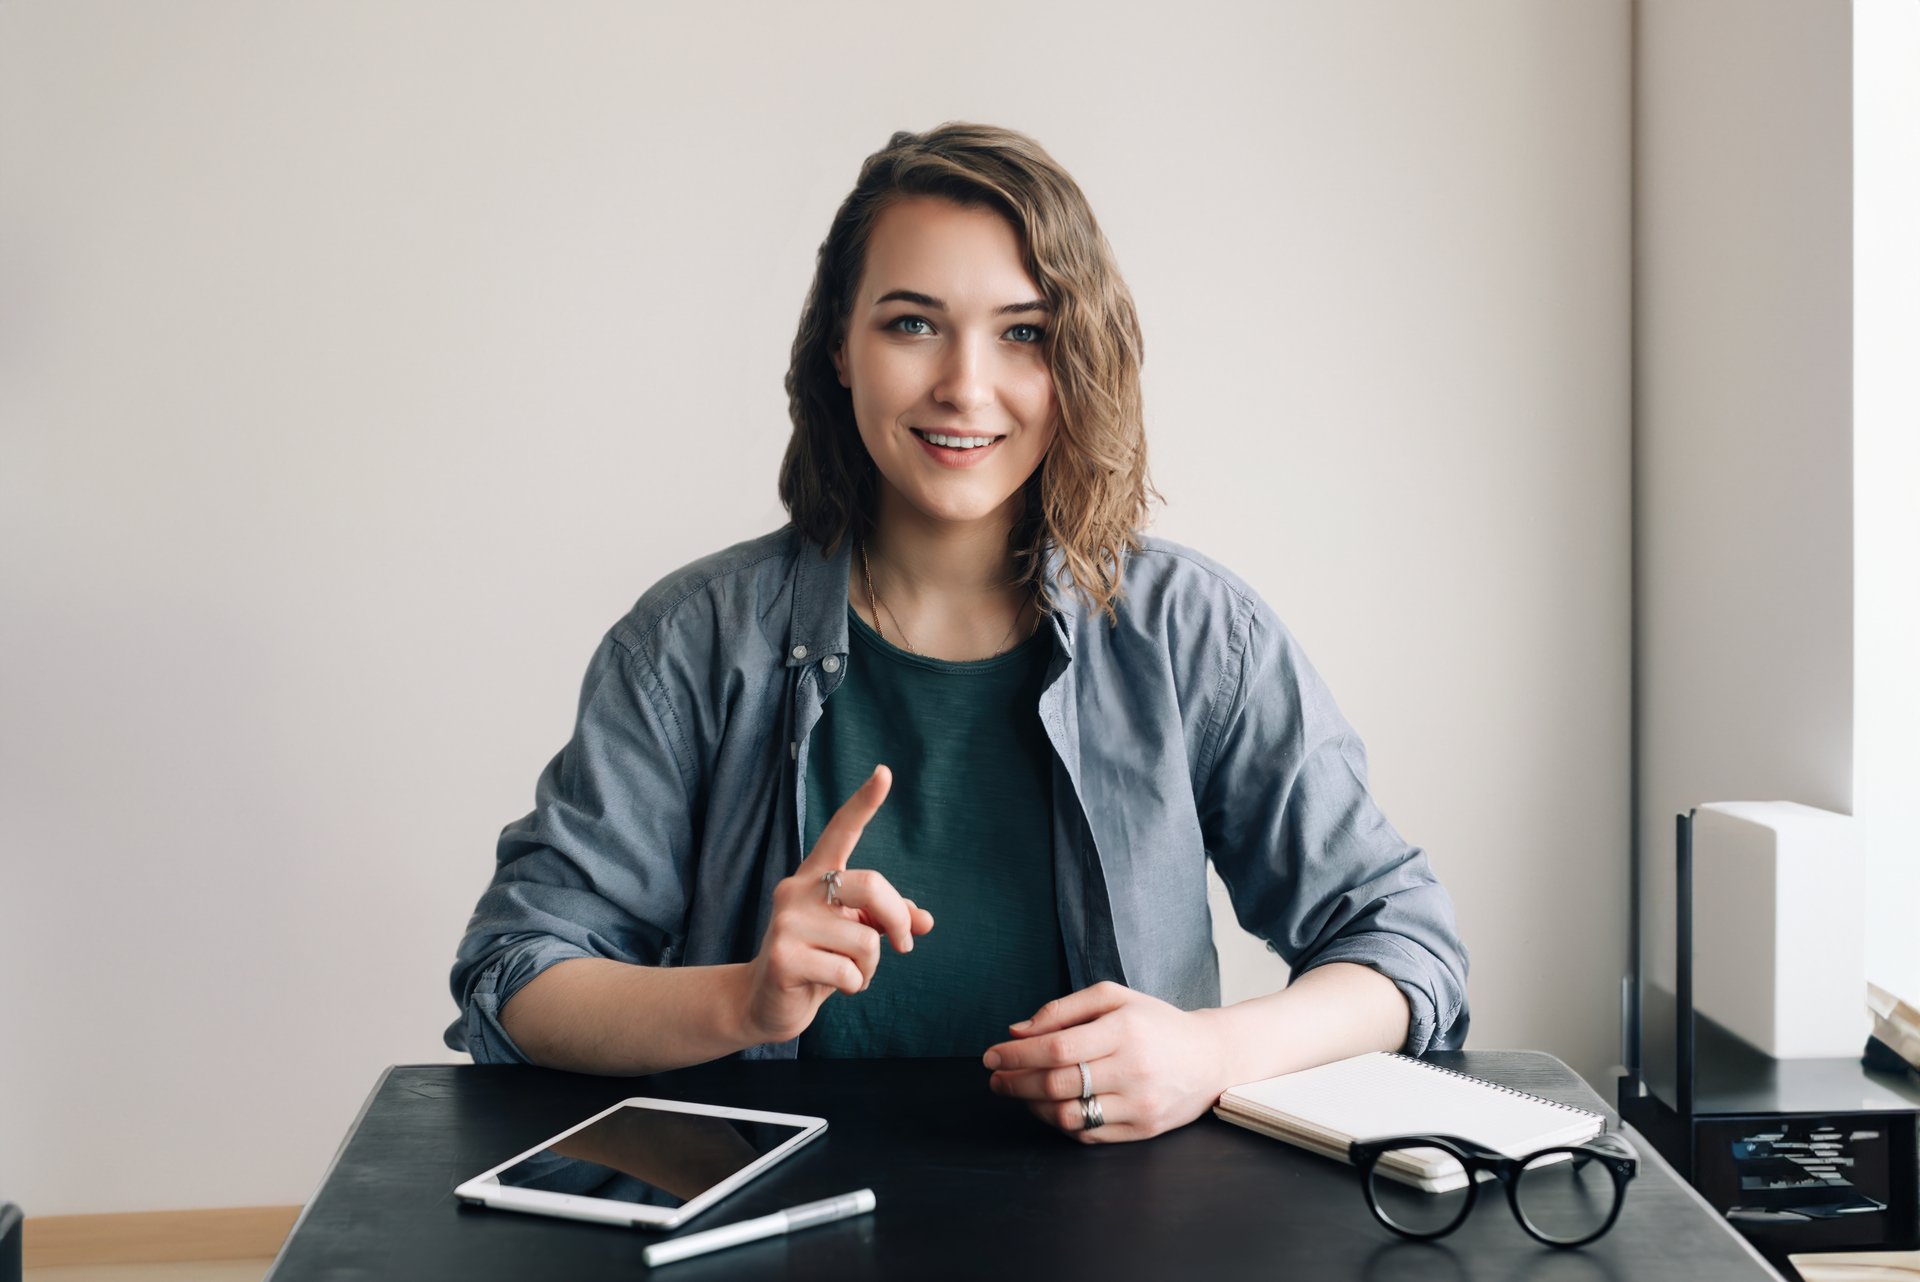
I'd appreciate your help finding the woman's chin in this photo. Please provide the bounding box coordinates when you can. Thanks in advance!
[884,479,1028,530]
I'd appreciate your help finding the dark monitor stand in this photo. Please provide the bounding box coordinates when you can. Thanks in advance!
[1619,812,1920,1269]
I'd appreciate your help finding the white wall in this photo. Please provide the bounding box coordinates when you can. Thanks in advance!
[1633,0,1855,991]
[1854,0,1920,1007]
[0,1,1631,1215]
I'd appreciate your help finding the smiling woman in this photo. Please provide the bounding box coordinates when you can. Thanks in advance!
[449,124,1470,1145]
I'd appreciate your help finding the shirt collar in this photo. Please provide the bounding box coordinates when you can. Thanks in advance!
[786,531,853,667]
[1041,541,1090,655]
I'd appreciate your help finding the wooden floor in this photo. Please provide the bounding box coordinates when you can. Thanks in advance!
[20,1205,298,1274]
[24,1262,274,1282]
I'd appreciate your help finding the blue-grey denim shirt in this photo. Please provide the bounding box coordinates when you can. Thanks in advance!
[447,528,1470,1062]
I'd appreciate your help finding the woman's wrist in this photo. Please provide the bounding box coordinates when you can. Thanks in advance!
[707,961,765,1054]
[1198,1001,1270,1095]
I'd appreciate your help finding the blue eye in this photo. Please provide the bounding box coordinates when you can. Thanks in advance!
[889,316,934,335]
[1005,324,1046,344]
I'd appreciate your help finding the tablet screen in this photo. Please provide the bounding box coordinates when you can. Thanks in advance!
[493,1105,809,1210]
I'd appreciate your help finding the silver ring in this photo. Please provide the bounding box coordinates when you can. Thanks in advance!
[1080,1095,1106,1130]
[1078,1062,1093,1101]
[821,869,842,907]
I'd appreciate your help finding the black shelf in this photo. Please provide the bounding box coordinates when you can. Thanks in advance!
[1621,811,1920,1264]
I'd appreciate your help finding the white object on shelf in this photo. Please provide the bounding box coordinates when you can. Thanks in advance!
[1694,801,1863,1059]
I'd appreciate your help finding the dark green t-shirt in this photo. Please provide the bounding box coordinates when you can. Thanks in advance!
[799,607,1070,1058]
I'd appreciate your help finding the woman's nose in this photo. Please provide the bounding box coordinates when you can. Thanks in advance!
[931,336,993,414]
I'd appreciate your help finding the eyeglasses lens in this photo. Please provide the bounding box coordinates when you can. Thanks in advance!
[1513,1151,1615,1243]
[1367,1146,1473,1236]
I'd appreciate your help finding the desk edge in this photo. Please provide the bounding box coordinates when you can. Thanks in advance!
[262,1064,395,1282]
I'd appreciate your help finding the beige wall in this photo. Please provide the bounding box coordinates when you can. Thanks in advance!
[1854,0,1920,1009]
[1633,0,1854,995]
[0,1,1631,1214]
[1633,0,1920,1060]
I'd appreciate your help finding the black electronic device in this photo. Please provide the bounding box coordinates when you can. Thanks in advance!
[1620,811,1920,1266]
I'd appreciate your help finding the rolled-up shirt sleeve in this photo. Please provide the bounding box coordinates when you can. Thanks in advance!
[1196,602,1470,1055]
[447,631,697,1064]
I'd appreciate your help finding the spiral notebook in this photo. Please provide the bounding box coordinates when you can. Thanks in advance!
[1215,1052,1605,1192]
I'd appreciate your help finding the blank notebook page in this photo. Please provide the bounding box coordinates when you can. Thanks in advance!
[1222,1052,1602,1156]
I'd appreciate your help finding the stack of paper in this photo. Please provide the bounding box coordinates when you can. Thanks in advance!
[1868,983,1920,1074]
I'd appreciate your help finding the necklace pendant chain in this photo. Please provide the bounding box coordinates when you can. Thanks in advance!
[862,541,1028,661]
[862,542,917,655]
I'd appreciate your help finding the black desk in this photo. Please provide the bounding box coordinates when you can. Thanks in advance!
[268,1052,1782,1281]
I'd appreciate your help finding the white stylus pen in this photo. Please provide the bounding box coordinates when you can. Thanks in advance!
[642,1189,876,1267]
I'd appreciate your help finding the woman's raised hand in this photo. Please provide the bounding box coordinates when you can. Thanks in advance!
[735,765,934,1046]
[980,982,1232,1144]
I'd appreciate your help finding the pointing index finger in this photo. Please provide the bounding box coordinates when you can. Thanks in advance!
[798,764,892,877]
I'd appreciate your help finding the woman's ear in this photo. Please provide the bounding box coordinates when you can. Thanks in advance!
[831,343,851,389]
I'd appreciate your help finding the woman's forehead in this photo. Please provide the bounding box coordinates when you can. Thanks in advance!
[859,197,1042,308]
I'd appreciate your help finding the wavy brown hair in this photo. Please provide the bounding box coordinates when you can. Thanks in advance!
[778,123,1154,621]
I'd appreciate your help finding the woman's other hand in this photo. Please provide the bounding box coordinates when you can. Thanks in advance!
[736,764,935,1045]
[982,963,1410,1144]
[981,983,1230,1143]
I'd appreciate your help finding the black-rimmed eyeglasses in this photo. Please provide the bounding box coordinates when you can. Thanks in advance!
[1348,1132,1638,1248]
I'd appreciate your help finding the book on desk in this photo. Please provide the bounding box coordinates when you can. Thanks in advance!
[1216,1051,1604,1190]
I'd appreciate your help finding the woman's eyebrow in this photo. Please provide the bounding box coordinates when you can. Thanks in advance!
[870,289,1050,315]
[874,289,944,308]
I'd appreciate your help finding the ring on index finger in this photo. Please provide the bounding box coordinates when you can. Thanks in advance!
[1080,1095,1106,1130]
[821,869,842,907]
[1078,1062,1093,1101]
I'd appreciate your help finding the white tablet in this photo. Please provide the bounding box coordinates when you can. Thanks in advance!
[454,1097,827,1230]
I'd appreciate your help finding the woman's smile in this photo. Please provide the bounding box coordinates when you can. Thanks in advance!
[909,427,1005,467]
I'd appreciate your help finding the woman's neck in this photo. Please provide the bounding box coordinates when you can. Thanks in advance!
[850,482,1036,662]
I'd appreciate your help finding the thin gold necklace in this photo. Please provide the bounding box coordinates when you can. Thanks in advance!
[861,542,1028,660]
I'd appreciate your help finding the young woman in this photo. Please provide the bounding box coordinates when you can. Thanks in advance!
[449,124,1468,1144]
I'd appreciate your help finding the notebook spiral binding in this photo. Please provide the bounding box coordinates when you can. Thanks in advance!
[1386,1054,1607,1127]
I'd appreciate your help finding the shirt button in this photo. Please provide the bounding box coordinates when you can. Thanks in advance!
[791,644,808,660]
[821,655,841,674]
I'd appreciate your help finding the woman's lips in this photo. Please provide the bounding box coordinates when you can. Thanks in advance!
[910,428,1004,468]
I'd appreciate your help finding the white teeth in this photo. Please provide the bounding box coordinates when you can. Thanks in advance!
[922,432,993,449]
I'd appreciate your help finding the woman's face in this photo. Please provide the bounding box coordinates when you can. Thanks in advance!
[834,197,1056,530]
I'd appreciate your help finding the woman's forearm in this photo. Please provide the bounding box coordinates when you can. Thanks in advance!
[498,957,759,1076]
[495,769,933,1076]
[1202,961,1412,1090]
